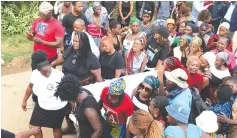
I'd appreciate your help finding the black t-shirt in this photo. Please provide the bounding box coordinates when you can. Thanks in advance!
[1,129,15,138]
[101,1,117,14]
[145,36,169,68]
[136,2,155,20]
[99,51,124,79]
[62,47,100,80]
[62,13,88,35]
[76,96,106,138]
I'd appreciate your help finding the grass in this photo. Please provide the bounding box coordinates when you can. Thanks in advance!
[1,34,33,63]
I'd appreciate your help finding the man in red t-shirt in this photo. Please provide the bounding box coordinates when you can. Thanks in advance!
[26,1,64,71]
[98,78,134,138]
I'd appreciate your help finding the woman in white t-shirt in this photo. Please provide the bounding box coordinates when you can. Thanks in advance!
[22,50,69,138]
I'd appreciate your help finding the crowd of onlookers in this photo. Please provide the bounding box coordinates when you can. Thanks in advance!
[2,1,237,138]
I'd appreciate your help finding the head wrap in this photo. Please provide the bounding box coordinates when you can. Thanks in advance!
[129,17,141,25]
[219,22,230,30]
[152,19,166,28]
[217,52,229,63]
[143,76,160,89]
[180,35,192,44]
[92,2,101,10]
[166,57,184,71]
[109,78,126,95]
[39,1,53,14]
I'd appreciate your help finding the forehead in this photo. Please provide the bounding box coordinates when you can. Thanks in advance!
[75,2,82,6]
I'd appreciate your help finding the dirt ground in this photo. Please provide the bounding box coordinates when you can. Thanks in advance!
[1,64,76,138]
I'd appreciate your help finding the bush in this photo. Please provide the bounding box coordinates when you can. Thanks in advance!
[1,1,40,36]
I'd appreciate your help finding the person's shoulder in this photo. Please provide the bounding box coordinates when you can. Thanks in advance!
[52,68,64,77]
[101,87,109,98]
[64,12,73,18]
[32,69,40,76]
[123,93,133,103]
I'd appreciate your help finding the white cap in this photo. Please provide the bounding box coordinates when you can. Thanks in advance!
[39,1,53,14]
[196,111,219,133]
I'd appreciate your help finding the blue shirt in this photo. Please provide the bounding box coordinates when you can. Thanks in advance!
[164,124,203,138]
[168,88,192,109]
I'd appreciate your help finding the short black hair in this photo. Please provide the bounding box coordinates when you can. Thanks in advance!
[216,85,233,102]
[225,76,237,84]
[152,96,169,126]
[72,1,81,6]
[200,22,209,30]
[31,50,48,65]
[109,19,120,30]
[55,74,82,101]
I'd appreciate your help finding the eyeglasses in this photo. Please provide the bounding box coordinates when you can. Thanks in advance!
[139,83,152,93]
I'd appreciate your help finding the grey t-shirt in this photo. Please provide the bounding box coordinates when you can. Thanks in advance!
[155,1,174,20]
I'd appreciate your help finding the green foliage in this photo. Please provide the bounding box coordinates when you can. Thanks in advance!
[1,1,40,36]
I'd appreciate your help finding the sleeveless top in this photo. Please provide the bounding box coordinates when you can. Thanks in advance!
[113,35,120,51]
[132,52,146,74]
[122,1,131,15]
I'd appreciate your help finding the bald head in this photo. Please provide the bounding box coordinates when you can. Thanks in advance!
[101,36,114,53]
[73,19,85,33]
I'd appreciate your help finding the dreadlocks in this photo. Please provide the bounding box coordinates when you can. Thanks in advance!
[197,10,211,22]
[152,96,169,127]
[131,110,163,138]
[54,74,82,101]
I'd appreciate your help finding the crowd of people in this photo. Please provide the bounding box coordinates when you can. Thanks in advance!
[2,1,237,138]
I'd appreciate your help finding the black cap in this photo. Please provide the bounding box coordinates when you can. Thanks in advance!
[152,27,169,39]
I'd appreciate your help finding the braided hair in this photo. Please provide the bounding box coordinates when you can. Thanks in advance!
[152,96,169,127]
[131,110,163,138]
[197,10,211,22]
[54,74,82,101]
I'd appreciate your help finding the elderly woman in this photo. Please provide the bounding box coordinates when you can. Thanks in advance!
[51,32,103,85]
[131,76,160,111]
[211,37,236,71]
[207,22,233,52]
[181,36,205,67]
[22,50,69,138]
[123,17,146,56]
[55,75,109,138]
[208,52,231,102]
[85,2,108,47]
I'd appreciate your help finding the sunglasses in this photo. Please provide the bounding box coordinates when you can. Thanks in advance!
[139,83,152,93]
[144,9,152,14]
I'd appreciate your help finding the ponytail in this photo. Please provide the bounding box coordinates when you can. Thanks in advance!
[146,120,163,138]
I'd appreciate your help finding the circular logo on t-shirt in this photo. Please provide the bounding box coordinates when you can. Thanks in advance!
[47,84,54,90]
